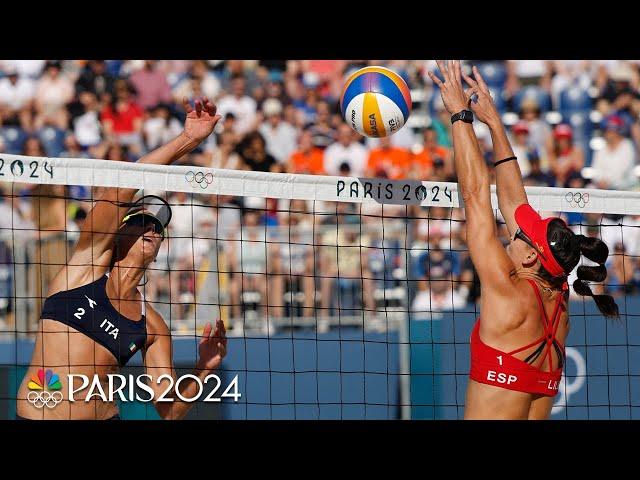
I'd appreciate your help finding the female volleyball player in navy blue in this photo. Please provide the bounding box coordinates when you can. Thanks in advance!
[17,98,227,420]
[429,61,618,419]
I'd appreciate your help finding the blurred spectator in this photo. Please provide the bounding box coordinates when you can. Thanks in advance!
[34,61,73,130]
[591,115,637,190]
[288,129,325,175]
[75,60,115,100]
[411,127,451,179]
[208,130,243,170]
[307,100,336,149]
[599,62,637,103]
[324,124,368,176]
[143,103,182,151]
[431,106,453,148]
[319,223,369,313]
[237,131,278,172]
[228,207,276,321]
[258,98,297,164]
[70,91,102,149]
[606,242,637,297]
[263,71,288,105]
[172,60,221,105]
[218,112,241,145]
[270,211,315,318]
[550,60,592,106]
[129,60,172,111]
[2,60,45,79]
[519,98,551,159]
[524,156,555,187]
[548,124,584,187]
[60,134,88,159]
[506,60,552,93]
[216,75,257,135]
[219,60,260,95]
[610,86,637,129]
[100,79,144,155]
[509,120,541,177]
[430,158,449,182]
[366,136,411,179]
[0,65,35,130]
[411,229,465,312]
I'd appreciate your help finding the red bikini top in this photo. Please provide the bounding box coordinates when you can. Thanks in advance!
[469,279,566,397]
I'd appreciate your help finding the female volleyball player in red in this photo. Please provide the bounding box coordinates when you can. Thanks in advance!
[429,61,618,419]
[17,98,227,420]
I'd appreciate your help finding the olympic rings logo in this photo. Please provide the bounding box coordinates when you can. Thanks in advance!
[565,191,589,208]
[185,171,214,189]
[27,390,63,409]
[27,368,63,409]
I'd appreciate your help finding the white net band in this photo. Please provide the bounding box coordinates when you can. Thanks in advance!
[1,153,638,214]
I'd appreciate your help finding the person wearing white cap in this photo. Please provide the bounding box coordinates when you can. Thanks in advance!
[0,65,36,131]
[258,98,297,163]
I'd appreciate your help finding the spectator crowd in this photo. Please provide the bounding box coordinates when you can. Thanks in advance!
[1,60,640,332]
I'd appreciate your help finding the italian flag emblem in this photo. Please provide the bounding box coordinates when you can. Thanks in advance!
[129,342,137,353]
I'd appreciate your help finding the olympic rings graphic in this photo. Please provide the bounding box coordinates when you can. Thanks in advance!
[185,171,214,189]
[565,191,589,208]
[27,390,63,409]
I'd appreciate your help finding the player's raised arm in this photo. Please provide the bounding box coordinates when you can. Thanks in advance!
[462,67,527,237]
[75,98,221,258]
[428,61,514,293]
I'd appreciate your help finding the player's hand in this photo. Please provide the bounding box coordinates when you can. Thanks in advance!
[182,97,222,144]
[428,60,476,115]
[462,66,501,127]
[197,319,227,371]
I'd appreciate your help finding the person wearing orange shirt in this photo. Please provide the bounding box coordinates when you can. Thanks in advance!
[287,129,325,175]
[410,127,452,179]
[366,136,411,179]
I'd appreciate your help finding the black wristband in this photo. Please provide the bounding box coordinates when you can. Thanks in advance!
[451,110,474,124]
[494,156,517,167]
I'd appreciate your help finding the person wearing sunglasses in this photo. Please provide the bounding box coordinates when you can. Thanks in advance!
[429,62,618,420]
[17,98,228,420]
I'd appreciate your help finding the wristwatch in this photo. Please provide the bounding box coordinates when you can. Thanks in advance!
[451,110,474,124]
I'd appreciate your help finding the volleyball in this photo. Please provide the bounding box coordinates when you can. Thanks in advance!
[340,66,412,138]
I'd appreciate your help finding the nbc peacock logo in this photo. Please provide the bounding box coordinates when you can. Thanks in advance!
[27,369,63,409]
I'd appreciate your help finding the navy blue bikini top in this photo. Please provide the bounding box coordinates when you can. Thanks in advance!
[41,274,147,366]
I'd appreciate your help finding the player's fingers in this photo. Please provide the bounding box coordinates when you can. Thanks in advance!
[218,319,227,337]
[472,66,491,94]
[183,97,193,114]
[464,87,478,98]
[203,97,217,116]
[453,60,462,83]
[462,71,478,90]
[465,87,478,107]
[448,60,456,81]
[194,99,203,116]
[200,322,212,344]
[428,71,444,88]
[435,60,448,81]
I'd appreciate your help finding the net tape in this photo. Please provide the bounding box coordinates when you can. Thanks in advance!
[0,153,638,214]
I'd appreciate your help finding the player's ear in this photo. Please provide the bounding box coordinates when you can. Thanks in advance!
[522,248,538,268]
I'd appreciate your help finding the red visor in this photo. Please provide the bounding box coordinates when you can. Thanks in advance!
[514,204,566,277]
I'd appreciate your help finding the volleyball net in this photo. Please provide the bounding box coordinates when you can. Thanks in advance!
[0,153,639,419]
